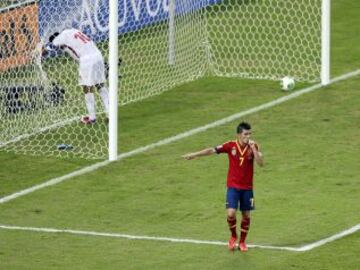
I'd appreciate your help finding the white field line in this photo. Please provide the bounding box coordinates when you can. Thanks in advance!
[0,116,79,148]
[0,223,359,252]
[0,69,359,205]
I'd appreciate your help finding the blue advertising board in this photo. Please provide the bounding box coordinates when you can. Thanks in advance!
[38,0,222,42]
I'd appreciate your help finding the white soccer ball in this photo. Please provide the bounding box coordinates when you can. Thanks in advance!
[280,76,295,91]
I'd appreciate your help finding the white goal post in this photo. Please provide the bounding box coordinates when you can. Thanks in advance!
[321,0,330,86]
[108,0,118,161]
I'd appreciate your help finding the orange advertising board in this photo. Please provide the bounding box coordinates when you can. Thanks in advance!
[0,2,39,72]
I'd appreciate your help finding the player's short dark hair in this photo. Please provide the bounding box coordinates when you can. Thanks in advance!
[49,32,59,43]
[237,122,251,134]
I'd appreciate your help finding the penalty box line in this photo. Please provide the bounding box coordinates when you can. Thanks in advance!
[0,223,359,252]
[0,69,359,205]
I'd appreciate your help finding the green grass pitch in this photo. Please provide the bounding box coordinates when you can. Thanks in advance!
[0,0,359,269]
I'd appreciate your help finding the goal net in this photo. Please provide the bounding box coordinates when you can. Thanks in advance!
[0,0,322,159]
[206,0,321,82]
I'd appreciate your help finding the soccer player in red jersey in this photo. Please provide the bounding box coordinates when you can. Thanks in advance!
[183,122,264,252]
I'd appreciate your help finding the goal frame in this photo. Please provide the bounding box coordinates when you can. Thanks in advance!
[107,0,331,161]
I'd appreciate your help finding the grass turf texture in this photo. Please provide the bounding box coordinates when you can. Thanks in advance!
[0,72,359,269]
[0,0,359,269]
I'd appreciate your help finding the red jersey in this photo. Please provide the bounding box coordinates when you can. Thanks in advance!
[215,140,258,190]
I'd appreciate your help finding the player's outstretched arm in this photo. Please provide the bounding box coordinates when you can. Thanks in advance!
[182,148,216,160]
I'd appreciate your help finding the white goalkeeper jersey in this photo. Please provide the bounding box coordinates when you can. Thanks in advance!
[53,28,102,61]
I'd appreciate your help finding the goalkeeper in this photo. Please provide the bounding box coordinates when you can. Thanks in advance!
[43,28,109,124]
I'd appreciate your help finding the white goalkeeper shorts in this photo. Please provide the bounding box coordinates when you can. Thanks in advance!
[78,54,106,86]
